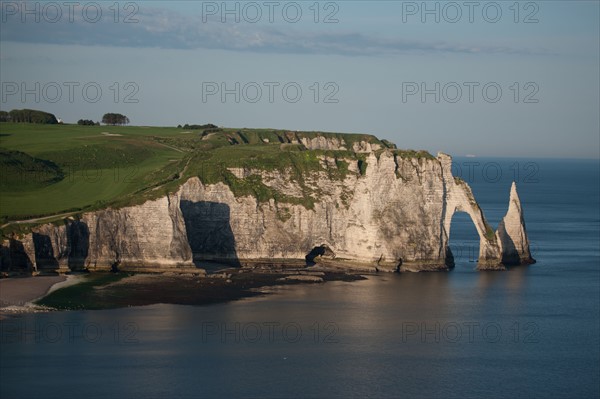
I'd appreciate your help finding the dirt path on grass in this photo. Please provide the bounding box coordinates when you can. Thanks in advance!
[0,212,79,229]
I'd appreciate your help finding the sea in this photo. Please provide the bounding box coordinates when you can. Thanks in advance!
[1,157,599,399]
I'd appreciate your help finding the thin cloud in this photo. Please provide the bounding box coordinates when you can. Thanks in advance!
[0,4,549,56]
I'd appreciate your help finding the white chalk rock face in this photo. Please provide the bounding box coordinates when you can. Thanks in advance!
[437,153,503,270]
[8,196,195,272]
[0,151,535,273]
[496,182,535,265]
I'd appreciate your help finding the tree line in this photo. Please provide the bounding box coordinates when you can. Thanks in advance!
[101,113,130,126]
[77,119,99,126]
[0,110,131,126]
[78,113,130,125]
[0,109,58,124]
[178,123,218,130]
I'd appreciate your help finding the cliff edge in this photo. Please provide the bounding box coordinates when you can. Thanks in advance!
[0,136,535,273]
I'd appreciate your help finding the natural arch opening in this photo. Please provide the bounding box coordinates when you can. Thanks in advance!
[305,245,335,266]
[447,212,481,269]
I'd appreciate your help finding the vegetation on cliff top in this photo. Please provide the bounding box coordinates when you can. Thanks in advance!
[0,123,433,228]
[0,109,59,124]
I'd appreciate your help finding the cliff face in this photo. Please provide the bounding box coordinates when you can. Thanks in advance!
[0,151,534,273]
[3,196,193,272]
[298,136,383,153]
[180,152,446,271]
[496,182,535,265]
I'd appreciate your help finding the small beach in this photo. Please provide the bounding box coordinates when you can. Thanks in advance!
[0,275,64,315]
[0,269,365,312]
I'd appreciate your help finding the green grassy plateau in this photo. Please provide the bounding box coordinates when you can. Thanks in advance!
[0,123,432,233]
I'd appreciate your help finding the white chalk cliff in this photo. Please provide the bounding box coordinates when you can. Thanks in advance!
[496,182,535,265]
[1,151,535,273]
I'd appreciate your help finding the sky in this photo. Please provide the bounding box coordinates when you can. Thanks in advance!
[0,0,598,158]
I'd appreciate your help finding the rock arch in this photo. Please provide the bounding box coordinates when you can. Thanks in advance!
[438,154,534,270]
[439,154,501,270]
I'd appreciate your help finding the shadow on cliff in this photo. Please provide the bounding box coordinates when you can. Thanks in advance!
[68,221,89,270]
[498,232,522,266]
[180,200,240,269]
[0,239,33,272]
[33,233,59,271]
[30,221,89,272]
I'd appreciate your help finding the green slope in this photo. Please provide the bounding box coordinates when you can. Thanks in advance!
[0,123,431,228]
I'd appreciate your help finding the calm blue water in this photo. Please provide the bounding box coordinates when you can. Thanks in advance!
[1,158,599,399]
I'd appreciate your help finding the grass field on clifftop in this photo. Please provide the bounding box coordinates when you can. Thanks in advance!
[0,122,429,230]
[0,123,187,222]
